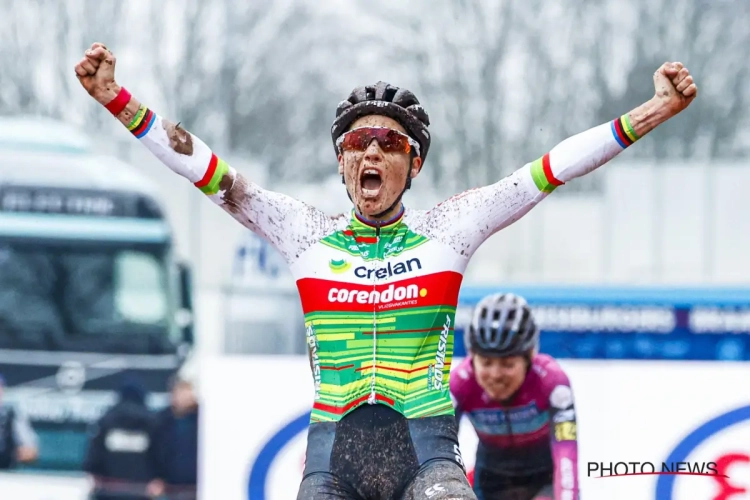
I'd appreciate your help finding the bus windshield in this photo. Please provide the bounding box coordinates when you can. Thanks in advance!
[0,239,177,354]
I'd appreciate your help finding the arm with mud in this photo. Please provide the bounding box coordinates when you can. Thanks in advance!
[109,90,334,262]
[75,44,334,262]
[421,62,696,258]
[421,100,670,258]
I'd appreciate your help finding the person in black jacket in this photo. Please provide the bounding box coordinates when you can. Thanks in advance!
[0,373,39,469]
[148,373,199,500]
[83,376,159,500]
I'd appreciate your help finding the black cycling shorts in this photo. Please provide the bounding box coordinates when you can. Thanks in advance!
[297,404,476,499]
[473,469,553,500]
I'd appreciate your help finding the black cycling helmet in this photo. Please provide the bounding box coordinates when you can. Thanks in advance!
[331,81,431,163]
[465,293,540,357]
[331,82,431,218]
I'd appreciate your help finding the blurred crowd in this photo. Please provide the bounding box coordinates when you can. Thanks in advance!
[0,374,39,469]
[0,372,200,500]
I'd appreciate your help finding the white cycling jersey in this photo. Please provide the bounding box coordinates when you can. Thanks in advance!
[124,105,638,423]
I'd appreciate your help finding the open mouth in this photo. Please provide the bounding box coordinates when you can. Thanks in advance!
[360,168,382,196]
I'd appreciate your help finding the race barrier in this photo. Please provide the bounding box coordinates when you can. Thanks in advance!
[227,243,750,361]
[455,286,750,360]
[200,355,750,500]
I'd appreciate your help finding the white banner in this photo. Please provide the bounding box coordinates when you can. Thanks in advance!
[200,356,750,500]
[0,472,89,500]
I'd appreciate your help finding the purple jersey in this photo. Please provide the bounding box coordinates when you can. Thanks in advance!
[451,354,579,500]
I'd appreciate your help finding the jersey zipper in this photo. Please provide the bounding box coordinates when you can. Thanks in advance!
[367,222,382,404]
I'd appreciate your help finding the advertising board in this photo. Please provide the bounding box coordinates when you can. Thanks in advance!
[200,355,750,500]
[455,286,750,360]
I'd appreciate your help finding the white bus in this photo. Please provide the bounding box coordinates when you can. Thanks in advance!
[0,116,194,472]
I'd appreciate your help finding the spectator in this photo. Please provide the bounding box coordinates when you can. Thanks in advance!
[148,373,199,500]
[83,376,158,500]
[0,373,39,469]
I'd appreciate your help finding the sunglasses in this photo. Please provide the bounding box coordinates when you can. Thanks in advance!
[336,127,421,156]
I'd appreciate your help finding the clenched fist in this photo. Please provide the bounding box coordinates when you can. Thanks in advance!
[74,42,119,104]
[653,62,698,116]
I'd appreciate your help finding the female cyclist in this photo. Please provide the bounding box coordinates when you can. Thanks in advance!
[451,293,579,500]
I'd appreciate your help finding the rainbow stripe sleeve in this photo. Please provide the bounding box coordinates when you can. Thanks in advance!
[194,153,230,195]
[610,114,640,148]
[129,108,330,263]
[127,104,156,138]
[133,110,235,198]
[528,114,641,194]
[530,153,564,193]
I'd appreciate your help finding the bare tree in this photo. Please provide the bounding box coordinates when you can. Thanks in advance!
[362,0,601,193]
[217,0,399,185]
[0,0,744,188]
[358,0,747,194]
[0,0,47,114]
[125,0,374,185]
[590,0,749,160]
[0,0,131,133]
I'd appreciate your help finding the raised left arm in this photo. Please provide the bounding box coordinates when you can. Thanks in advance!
[423,62,697,257]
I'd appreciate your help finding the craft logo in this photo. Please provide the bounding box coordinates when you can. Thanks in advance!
[587,461,721,478]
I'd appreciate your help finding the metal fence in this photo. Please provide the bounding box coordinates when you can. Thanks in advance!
[221,285,307,355]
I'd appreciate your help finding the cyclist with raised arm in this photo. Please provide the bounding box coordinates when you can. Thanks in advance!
[75,43,696,499]
[452,294,578,500]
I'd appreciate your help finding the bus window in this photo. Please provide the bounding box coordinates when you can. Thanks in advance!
[114,250,169,324]
[0,240,174,353]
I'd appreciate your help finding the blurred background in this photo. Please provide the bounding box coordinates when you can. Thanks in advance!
[0,0,748,498]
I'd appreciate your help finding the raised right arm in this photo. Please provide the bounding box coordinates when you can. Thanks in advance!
[111,92,334,261]
[76,43,335,262]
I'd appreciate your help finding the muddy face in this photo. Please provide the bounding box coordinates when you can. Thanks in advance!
[337,115,422,220]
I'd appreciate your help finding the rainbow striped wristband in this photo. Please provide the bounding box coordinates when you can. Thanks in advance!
[611,114,640,148]
[127,104,156,139]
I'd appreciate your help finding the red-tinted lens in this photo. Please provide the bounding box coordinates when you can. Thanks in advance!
[339,127,412,154]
